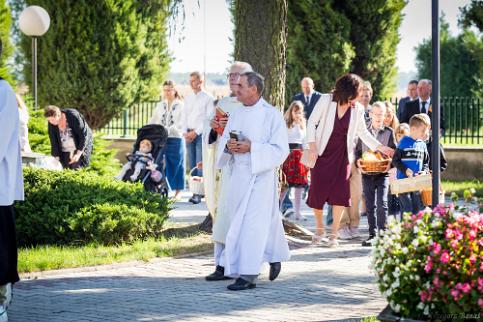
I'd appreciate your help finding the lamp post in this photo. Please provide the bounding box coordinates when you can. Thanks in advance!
[431,0,441,207]
[19,6,50,109]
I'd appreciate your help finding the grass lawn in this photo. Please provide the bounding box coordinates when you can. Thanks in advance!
[442,179,482,197]
[18,231,212,274]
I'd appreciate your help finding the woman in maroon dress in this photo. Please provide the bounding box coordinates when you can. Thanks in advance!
[306,74,394,247]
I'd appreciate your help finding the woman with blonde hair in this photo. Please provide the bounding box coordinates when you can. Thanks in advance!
[149,80,185,200]
[384,101,399,132]
[280,100,309,221]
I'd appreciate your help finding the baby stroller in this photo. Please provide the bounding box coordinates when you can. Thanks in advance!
[120,124,170,197]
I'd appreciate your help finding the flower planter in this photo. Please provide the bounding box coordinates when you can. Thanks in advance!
[377,305,427,322]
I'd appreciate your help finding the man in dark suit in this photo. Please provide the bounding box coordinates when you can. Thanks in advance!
[292,77,322,120]
[396,79,418,121]
[400,79,445,131]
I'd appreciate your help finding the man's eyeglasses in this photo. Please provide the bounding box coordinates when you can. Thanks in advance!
[227,72,240,79]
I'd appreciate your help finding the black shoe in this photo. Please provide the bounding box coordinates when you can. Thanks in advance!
[205,265,232,281]
[189,194,201,204]
[269,262,281,281]
[362,236,375,247]
[227,278,256,291]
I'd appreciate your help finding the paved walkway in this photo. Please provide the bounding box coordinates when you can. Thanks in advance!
[9,191,387,322]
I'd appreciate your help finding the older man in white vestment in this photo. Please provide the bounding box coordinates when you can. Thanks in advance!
[0,39,24,322]
[216,72,290,291]
[203,62,253,281]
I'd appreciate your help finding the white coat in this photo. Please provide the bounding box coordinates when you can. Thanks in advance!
[306,94,381,163]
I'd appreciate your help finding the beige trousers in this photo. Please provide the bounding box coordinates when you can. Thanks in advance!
[340,162,363,229]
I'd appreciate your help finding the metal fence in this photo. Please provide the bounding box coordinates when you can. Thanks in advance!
[99,97,482,145]
[387,97,482,145]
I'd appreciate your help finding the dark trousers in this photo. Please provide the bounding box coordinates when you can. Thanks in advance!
[362,174,389,236]
[0,206,19,285]
[399,191,423,215]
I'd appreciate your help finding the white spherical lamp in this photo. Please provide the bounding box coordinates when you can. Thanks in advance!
[19,6,50,37]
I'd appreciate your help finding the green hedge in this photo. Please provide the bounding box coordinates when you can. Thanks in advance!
[14,167,171,246]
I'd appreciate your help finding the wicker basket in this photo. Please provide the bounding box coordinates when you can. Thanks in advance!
[188,167,205,195]
[390,174,432,195]
[421,188,445,206]
[359,159,392,173]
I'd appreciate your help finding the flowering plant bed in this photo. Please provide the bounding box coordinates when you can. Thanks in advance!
[371,204,482,320]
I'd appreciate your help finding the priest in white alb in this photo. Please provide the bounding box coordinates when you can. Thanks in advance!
[215,71,290,291]
[202,61,253,282]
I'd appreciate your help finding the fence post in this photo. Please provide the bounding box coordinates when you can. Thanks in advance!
[122,108,129,138]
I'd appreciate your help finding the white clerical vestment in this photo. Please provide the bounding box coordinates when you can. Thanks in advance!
[202,96,243,244]
[216,98,290,277]
[0,79,24,206]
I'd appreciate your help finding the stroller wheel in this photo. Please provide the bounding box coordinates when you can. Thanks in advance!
[160,186,169,198]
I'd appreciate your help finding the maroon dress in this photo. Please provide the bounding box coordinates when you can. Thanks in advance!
[307,107,352,209]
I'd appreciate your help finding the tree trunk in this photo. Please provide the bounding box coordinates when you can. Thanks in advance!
[233,0,288,111]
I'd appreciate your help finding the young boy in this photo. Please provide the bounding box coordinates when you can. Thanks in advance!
[355,102,396,246]
[392,114,430,215]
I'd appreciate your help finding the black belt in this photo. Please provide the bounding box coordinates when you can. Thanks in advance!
[289,143,303,150]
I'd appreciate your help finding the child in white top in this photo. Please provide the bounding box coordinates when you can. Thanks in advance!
[281,101,309,221]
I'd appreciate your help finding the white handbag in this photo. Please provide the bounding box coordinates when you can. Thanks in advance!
[301,149,316,168]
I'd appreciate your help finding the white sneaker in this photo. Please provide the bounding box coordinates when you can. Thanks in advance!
[338,227,353,240]
[0,305,7,322]
[321,239,339,248]
[349,227,361,238]
[312,232,328,245]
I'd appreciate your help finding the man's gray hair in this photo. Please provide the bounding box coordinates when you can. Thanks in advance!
[231,61,252,73]
[419,79,430,86]
[241,71,264,95]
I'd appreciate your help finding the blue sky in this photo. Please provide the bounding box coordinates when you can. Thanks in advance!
[168,0,472,74]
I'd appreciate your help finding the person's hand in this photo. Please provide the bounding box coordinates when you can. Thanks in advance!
[69,152,81,164]
[196,161,203,169]
[357,159,367,174]
[235,139,251,153]
[405,168,414,177]
[308,142,318,164]
[210,118,220,130]
[226,138,238,153]
[218,116,229,127]
[378,145,394,158]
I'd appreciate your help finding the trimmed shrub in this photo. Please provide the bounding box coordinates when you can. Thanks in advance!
[14,167,171,246]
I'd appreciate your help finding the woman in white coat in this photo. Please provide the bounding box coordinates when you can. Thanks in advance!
[306,74,393,247]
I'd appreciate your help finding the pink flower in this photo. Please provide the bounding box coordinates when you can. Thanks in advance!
[420,290,429,302]
[479,298,483,308]
[478,277,483,292]
[454,229,463,241]
[440,251,450,264]
[459,283,471,294]
[424,260,433,273]
[469,230,476,240]
[470,254,477,265]
[450,240,459,250]
[445,228,454,239]
[451,288,460,301]
[432,242,442,254]
[433,276,441,288]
